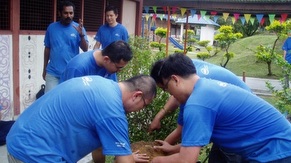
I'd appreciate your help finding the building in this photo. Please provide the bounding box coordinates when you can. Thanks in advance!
[0,0,143,120]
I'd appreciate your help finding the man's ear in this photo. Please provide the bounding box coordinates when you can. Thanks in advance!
[171,75,179,84]
[103,56,111,63]
[132,90,143,101]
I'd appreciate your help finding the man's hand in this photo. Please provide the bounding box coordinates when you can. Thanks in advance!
[133,150,150,163]
[73,19,84,36]
[148,115,162,132]
[153,140,175,154]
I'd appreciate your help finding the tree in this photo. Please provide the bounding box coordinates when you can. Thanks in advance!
[214,25,243,67]
[154,27,167,51]
[255,20,287,76]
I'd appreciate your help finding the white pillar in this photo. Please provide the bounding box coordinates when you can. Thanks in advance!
[180,24,184,41]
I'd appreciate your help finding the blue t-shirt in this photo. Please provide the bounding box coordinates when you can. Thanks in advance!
[181,78,291,162]
[59,50,117,83]
[178,59,252,125]
[44,21,89,77]
[7,76,131,162]
[282,37,291,64]
[94,23,129,49]
[193,59,251,92]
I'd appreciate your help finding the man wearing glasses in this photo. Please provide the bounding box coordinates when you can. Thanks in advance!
[150,53,291,163]
[59,40,132,83]
[7,75,156,163]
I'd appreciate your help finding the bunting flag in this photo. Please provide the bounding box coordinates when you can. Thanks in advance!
[158,14,163,21]
[152,14,157,21]
[162,6,167,13]
[200,10,207,18]
[172,6,178,14]
[281,13,288,22]
[152,6,157,13]
[250,17,255,25]
[256,14,264,24]
[190,9,196,17]
[223,13,229,21]
[205,15,210,20]
[268,14,275,24]
[233,13,240,21]
[144,6,149,13]
[244,14,251,23]
[260,17,265,26]
[145,14,150,21]
[213,15,219,22]
[240,17,246,25]
[197,14,201,20]
[180,8,187,16]
[231,17,236,24]
[210,11,217,16]
[171,14,177,19]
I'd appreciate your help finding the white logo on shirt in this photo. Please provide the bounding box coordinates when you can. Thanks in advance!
[217,81,228,87]
[115,33,120,37]
[71,33,77,37]
[82,77,92,86]
[115,142,126,148]
[200,64,209,75]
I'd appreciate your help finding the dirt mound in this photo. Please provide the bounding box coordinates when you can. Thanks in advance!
[131,141,166,162]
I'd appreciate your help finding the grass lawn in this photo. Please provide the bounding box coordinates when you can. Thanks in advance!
[182,34,286,79]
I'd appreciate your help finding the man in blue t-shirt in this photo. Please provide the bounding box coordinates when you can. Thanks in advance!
[59,40,132,83]
[6,75,156,163]
[93,5,128,50]
[282,30,291,88]
[150,53,291,163]
[43,1,89,93]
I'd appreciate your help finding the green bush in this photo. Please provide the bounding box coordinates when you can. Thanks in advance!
[118,36,179,142]
[197,52,211,61]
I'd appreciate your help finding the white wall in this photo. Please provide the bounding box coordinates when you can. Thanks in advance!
[122,0,136,36]
[200,25,215,45]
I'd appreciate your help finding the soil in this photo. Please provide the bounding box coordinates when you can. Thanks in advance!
[131,141,166,162]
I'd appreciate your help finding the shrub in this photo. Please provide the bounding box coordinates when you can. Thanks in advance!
[118,36,178,142]
[197,52,211,61]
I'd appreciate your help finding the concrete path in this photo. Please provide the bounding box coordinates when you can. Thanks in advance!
[241,76,282,95]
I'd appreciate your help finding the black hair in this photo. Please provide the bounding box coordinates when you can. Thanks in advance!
[58,1,75,13]
[150,59,165,85]
[102,40,133,63]
[105,5,118,15]
[150,53,196,84]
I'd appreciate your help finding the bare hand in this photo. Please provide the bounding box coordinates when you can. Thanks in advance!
[73,19,84,36]
[148,115,162,133]
[133,150,150,163]
[153,140,174,153]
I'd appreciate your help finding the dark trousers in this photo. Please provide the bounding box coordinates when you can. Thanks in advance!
[0,120,15,145]
[208,144,242,163]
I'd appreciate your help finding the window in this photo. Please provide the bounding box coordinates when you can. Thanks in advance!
[0,0,10,30]
[20,0,53,30]
[83,0,104,31]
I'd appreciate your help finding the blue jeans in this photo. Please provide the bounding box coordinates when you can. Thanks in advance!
[44,73,59,93]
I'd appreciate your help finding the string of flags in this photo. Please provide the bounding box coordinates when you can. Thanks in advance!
[143,6,289,25]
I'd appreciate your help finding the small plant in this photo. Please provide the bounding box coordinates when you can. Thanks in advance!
[118,36,178,142]
[197,52,211,61]
[214,25,243,67]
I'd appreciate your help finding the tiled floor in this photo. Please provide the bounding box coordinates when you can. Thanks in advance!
[0,144,93,163]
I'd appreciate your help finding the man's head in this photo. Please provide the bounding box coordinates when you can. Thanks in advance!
[105,5,118,26]
[58,1,75,25]
[121,75,157,113]
[101,40,133,73]
[150,53,196,90]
